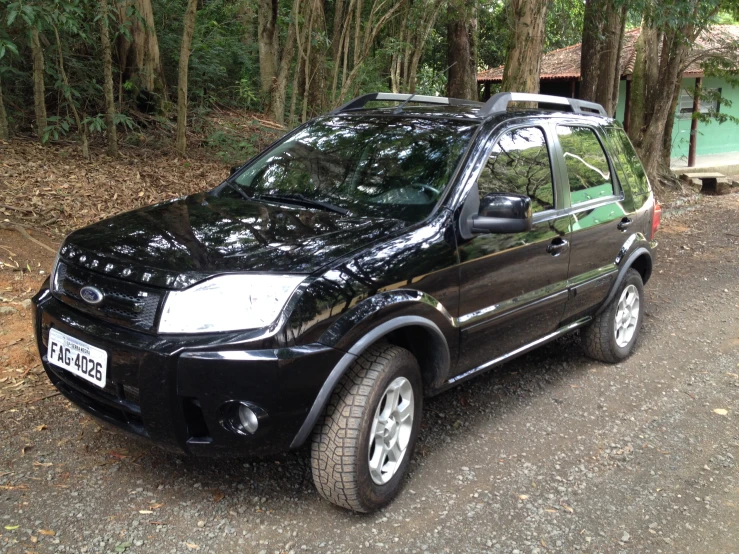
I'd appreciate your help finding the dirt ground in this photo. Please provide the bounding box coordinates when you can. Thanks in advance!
[1,173,738,553]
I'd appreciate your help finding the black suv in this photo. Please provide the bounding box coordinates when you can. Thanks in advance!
[33,92,660,512]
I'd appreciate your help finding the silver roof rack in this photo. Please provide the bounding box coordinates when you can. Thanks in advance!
[331,93,483,114]
[479,92,607,117]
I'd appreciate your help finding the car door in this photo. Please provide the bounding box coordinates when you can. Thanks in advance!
[454,123,572,377]
[554,123,633,321]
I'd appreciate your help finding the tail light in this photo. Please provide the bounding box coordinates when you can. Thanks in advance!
[651,201,661,239]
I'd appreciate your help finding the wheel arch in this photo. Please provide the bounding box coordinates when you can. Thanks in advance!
[596,246,653,316]
[290,315,451,449]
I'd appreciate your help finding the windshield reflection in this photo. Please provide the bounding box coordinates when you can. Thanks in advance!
[228,116,475,222]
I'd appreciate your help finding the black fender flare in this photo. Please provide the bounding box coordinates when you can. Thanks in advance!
[289,313,450,449]
[596,245,653,316]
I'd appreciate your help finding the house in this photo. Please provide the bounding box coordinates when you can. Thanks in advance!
[477,26,739,167]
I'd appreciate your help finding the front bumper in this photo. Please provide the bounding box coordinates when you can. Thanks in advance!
[32,285,343,457]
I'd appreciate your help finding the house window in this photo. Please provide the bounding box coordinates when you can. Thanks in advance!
[678,87,721,118]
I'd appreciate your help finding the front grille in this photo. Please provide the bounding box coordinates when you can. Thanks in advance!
[54,262,163,332]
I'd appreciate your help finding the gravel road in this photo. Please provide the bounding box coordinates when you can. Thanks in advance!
[1,194,738,554]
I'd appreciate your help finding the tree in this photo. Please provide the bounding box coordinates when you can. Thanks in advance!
[257,0,279,99]
[390,0,445,94]
[580,0,628,116]
[446,0,478,100]
[117,0,166,106]
[30,26,47,139]
[501,0,548,94]
[175,0,198,155]
[99,0,118,157]
[627,0,724,184]
[52,23,89,159]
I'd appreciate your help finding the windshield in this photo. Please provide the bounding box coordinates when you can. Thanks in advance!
[224,116,476,222]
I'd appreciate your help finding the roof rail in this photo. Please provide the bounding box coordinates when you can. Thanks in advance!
[479,92,607,118]
[331,93,483,114]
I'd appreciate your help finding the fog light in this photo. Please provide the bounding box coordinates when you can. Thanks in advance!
[238,403,259,434]
[218,401,267,436]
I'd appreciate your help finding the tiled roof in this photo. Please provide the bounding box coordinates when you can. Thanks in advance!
[477,25,739,83]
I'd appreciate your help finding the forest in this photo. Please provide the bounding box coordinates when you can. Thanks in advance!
[0,0,738,185]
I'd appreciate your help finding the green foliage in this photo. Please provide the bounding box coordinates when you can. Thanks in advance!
[205,129,259,166]
[42,114,73,143]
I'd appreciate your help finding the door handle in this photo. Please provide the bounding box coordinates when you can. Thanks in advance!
[617,217,633,231]
[546,238,569,256]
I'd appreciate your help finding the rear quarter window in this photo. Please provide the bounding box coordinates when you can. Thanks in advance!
[604,127,651,208]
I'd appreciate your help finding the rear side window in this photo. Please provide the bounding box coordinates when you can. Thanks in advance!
[604,126,650,204]
[478,126,554,213]
[557,126,615,205]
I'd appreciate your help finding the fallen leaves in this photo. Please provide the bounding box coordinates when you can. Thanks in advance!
[713,408,729,416]
[211,490,225,503]
[185,542,200,550]
[38,529,55,536]
[4,525,19,530]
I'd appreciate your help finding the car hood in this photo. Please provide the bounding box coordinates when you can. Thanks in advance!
[59,193,405,289]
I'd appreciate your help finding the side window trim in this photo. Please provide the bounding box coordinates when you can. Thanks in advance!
[480,123,558,214]
[554,122,624,211]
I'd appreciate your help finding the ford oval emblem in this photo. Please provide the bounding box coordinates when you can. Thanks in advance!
[79,285,104,305]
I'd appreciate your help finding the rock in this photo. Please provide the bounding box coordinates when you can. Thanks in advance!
[0,306,18,316]
[621,532,630,543]
[21,299,33,310]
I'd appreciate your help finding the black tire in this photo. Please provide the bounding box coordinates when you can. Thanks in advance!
[310,343,422,512]
[582,268,645,363]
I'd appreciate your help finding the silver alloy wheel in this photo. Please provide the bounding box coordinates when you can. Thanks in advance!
[368,376,415,485]
[614,284,640,347]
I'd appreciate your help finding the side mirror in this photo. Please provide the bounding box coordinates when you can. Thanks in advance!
[469,193,533,234]
[230,165,241,176]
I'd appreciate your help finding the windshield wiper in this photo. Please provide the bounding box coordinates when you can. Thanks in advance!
[255,193,351,216]
[222,181,253,201]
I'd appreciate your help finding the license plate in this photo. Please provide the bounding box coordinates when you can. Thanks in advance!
[48,328,108,389]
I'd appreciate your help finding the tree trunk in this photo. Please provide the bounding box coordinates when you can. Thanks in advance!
[609,5,628,114]
[269,0,298,124]
[406,0,444,93]
[579,0,601,102]
[306,0,328,117]
[30,28,47,140]
[99,0,118,157]
[660,79,682,168]
[446,0,478,100]
[0,75,8,140]
[258,0,279,98]
[627,25,659,147]
[580,0,626,116]
[52,26,89,159]
[501,0,548,94]
[637,42,687,180]
[176,0,198,155]
[117,0,167,106]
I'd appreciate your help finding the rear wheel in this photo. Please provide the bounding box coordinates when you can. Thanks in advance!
[310,344,422,512]
[582,268,645,363]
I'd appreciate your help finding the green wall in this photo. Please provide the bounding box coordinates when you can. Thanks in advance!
[614,77,739,161]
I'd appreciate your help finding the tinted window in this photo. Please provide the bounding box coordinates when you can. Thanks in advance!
[228,116,475,222]
[604,126,650,201]
[557,126,615,204]
[478,126,554,213]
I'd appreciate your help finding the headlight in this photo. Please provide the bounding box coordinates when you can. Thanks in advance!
[158,274,305,334]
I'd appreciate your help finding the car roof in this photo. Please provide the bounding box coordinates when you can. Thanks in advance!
[332,105,614,126]
[328,92,614,125]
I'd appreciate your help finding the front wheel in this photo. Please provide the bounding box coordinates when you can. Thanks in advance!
[310,344,422,512]
[582,268,645,363]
